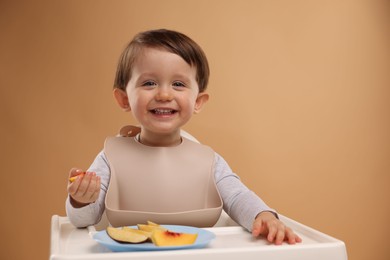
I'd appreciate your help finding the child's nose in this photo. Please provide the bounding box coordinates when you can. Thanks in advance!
[155,86,173,101]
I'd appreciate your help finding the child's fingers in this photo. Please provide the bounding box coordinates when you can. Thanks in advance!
[69,168,85,183]
[269,223,302,245]
[285,228,302,244]
[251,219,264,237]
[75,172,94,196]
[274,227,286,245]
[84,174,99,200]
[89,176,101,202]
[252,213,302,245]
[68,172,99,204]
[69,168,83,177]
[265,221,278,243]
[67,172,83,194]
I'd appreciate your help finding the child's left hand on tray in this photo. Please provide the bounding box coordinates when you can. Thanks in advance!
[252,211,302,245]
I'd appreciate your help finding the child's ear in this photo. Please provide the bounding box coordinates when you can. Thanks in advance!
[194,92,209,114]
[113,88,131,111]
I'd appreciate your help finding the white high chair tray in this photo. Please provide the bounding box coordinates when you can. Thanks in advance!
[50,215,347,260]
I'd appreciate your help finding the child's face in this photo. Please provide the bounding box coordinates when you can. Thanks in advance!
[114,47,208,145]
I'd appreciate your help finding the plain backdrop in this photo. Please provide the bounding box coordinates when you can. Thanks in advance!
[0,1,389,260]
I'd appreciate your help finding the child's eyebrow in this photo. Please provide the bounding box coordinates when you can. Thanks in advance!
[171,73,193,81]
[134,73,157,82]
[136,72,194,82]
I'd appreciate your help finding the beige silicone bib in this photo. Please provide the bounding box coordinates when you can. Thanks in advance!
[104,126,223,227]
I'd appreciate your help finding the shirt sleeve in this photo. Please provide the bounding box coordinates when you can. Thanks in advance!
[214,152,277,231]
[65,150,110,228]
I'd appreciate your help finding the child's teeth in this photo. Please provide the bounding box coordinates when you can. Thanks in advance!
[154,109,173,114]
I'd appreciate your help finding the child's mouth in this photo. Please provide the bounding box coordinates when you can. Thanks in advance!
[150,109,177,115]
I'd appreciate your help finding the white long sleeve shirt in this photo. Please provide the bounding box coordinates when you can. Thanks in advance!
[66,150,276,231]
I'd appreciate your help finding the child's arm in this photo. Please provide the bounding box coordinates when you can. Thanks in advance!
[214,153,274,230]
[213,153,301,244]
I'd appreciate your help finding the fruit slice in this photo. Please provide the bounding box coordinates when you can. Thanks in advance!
[69,172,85,182]
[137,223,167,233]
[151,230,198,246]
[147,221,159,226]
[106,227,148,243]
[123,227,152,238]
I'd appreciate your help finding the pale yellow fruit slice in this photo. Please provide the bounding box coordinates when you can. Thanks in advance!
[69,173,85,182]
[137,223,167,233]
[106,227,148,243]
[147,221,160,226]
[123,227,152,238]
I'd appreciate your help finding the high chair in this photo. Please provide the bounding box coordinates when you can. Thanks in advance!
[50,130,347,259]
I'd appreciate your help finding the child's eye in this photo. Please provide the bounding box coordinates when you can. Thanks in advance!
[172,81,185,88]
[142,81,156,87]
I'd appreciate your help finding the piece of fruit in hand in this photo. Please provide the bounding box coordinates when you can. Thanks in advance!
[151,229,198,246]
[69,172,85,182]
[106,227,148,243]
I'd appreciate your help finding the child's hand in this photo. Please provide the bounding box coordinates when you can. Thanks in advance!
[67,168,101,208]
[252,211,302,245]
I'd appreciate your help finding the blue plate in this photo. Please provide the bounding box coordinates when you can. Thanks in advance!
[93,225,216,252]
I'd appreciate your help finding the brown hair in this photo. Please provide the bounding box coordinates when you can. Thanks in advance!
[113,29,210,93]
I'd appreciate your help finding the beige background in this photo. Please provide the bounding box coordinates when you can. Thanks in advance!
[1,0,389,259]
